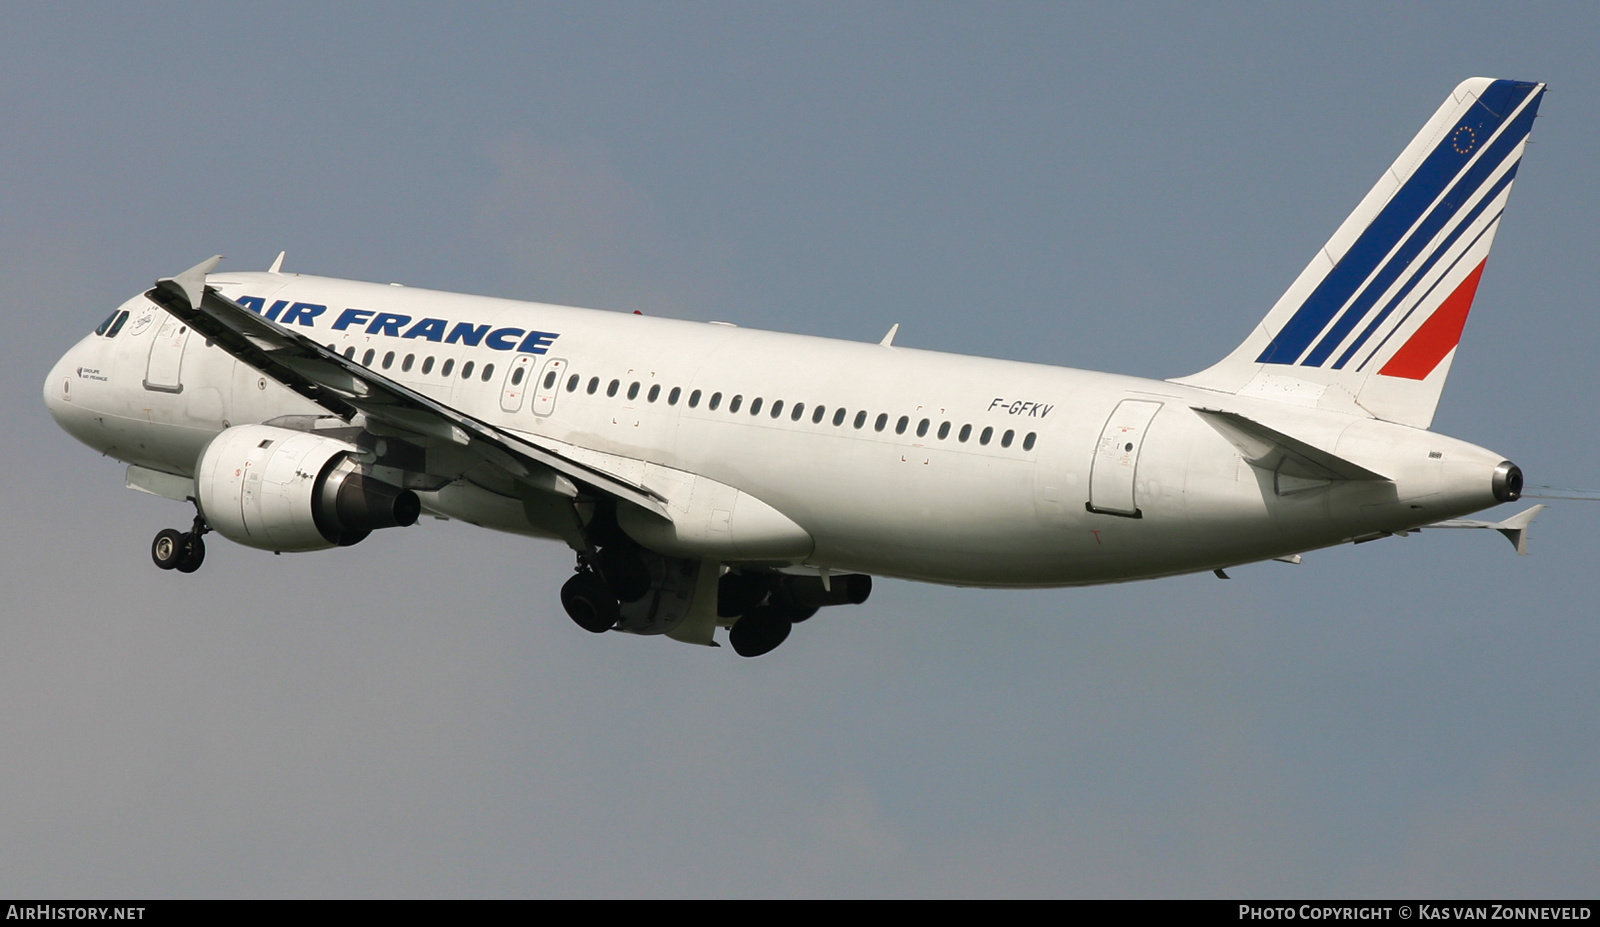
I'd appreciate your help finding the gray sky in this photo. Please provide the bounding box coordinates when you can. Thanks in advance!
[3,2,1597,897]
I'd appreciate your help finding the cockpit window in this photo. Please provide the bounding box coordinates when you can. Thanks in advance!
[95,310,129,337]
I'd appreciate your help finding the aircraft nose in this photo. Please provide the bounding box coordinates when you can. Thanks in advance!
[43,348,74,420]
[43,337,93,428]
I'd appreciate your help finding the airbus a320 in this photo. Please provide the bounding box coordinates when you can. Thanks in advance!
[45,78,1547,656]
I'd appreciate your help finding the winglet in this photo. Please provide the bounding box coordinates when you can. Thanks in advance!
[155,255,224,310]
[268,251,286,274]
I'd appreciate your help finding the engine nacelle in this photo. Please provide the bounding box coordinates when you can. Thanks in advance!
[195,424,420,552]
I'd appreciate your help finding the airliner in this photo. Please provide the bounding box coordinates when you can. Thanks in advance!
[45,78,1547,656]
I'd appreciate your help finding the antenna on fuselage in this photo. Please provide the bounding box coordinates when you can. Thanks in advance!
[879,323,899,347]
[268,251,286,274]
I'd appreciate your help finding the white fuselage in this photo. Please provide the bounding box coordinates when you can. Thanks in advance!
[45,271,1510,586]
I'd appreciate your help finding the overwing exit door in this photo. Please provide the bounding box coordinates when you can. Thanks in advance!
[501,355,537,412]
[529,358,567,417]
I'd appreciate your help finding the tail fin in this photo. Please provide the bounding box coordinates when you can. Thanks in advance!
[1173,78,1545,428]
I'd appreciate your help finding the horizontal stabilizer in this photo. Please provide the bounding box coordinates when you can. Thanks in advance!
[1424,503,1545,555]
[1192,407,1389,482]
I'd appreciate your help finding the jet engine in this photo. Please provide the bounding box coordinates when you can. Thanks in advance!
[195,424,419,552]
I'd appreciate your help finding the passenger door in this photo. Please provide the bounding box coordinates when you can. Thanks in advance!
[143,314,189,393]
[1088,400,1163,517]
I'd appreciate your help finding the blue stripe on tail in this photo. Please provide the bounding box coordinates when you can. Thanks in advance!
[1254,80,1541,366]
[1332,162,1519,370]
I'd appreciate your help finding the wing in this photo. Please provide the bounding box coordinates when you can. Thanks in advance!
[145,256,670,521]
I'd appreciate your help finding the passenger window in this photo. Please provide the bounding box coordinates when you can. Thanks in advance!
[874,414,888,433]
[730,395,743,413]
[442,358,455,377]
[481,363,494,381]
[750,397,763,415]
[689,389,702,408]
[362,349,376,366]
[793,403,806,422]
[1001,429,1014,448]
[648,384,660,403]
[566,374,580,392]
[709,392,722,410]
[422,356,434,374]
[812,405,826,424]
[1023,432,1037,451]
[769,399,783,419]
[607,379,619,397]
[895,416,909,435]
[833,408,846,426]
[853,411,866,429]
[980,426,993,445]
[627,382,640,400]
[344,347,356,360]
[382,351,395,369]
[959,424,972,442]
[402,354,415,373]
[544,370,558,389]
[938,422,951,440]
[587,377,599,395]
[668,387,681,405]
[916,419,929,437]
[462,360,475,379]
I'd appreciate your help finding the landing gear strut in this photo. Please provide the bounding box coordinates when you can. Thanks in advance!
[151,513,209,574]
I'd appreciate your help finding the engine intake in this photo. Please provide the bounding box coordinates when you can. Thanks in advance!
[196,424,419,552]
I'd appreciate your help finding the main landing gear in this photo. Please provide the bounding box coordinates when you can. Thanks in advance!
[560,568,620,633]
[559,544,651,634]
[555,501,873,657]
[720,571,873,658]
[151,513,210,574]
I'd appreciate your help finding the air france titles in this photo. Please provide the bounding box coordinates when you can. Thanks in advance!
[235,297,560,355]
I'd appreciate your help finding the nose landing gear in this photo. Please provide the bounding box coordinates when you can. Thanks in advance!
[151,513,210,574]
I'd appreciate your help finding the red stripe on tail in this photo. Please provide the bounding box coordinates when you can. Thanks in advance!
[1379,260,1487,381]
